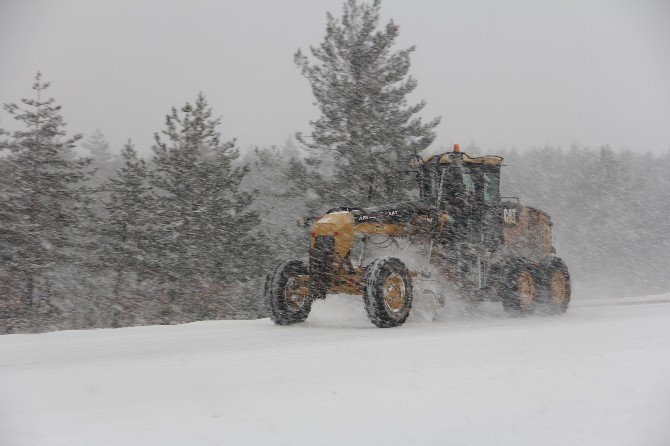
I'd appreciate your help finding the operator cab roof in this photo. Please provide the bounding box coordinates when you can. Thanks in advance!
[411,144,503,168]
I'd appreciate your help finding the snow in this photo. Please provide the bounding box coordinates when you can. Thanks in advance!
[2,294,670,446]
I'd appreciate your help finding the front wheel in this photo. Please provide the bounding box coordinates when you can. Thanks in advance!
[266,259,312,325]
[363,257,413,328]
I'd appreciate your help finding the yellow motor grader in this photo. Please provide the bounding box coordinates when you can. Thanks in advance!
[265,145,570,327]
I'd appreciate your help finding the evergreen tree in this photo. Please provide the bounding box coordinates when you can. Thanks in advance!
[150,93,261,298]
[82,129,117,187]
[295,0,440,206]
[82,128,112,165]
[103,140,154,302]
[0,72,92,304]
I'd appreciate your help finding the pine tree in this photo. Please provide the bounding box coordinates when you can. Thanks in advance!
[150,93,261,308]
[103,140,154,301]
[295,0,440,206]
[82,128,112,165]
[0,72,92,304]
[82,129,117,187]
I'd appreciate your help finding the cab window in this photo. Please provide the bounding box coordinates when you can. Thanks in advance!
[483,171,500,205]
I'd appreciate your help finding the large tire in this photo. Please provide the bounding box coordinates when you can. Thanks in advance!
[537,257,571,314]
[266,259,312,325]
[500,258,539,316]
[363,257,413,328]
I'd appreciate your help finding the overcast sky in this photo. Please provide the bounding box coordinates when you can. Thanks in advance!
[1,0,669,156]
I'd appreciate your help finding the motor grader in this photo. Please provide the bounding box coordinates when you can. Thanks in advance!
[265,145,571,327]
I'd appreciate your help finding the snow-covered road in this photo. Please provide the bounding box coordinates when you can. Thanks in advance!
[2,294,670,445]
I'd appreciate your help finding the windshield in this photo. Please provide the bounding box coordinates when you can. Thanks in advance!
[483,170,501,205]
[420,165,440,202]
[420,163,500,211]
[420,164,472,210]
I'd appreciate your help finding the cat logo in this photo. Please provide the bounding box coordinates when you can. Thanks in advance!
[503,208,518,224]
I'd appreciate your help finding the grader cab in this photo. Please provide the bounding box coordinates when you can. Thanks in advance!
[265,145,571,327]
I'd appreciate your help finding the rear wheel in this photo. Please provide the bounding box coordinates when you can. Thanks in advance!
[363,257,413,328]
[266,259,312,325]
[537,257,571,314]
[501,258,539,316]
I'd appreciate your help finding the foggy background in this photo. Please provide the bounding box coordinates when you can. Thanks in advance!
[1,0,669,154]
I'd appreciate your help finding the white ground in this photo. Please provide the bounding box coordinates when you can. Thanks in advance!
[2,293,670,446]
